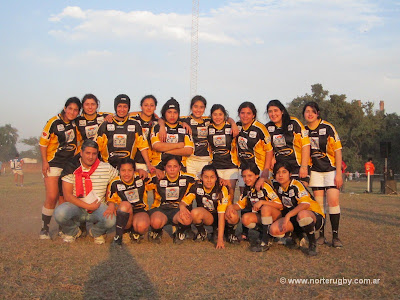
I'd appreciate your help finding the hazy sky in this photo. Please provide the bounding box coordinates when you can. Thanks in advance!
[1,0,399,147]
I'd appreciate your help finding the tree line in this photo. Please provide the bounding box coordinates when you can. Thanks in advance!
[1,83,398,174]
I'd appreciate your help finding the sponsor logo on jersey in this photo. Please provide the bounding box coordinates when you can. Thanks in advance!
[197,188,205,195]
[202,197,215,211]
[257,190,264,198]
[212,193,217,200]
[113,134,127,148]
[127,125,136,132]
[249,131,257,139]
[136,179,143,187]
[65,129,75,143]
[302,129,309,137]
[299,190,308,198]
[197,127,208,138]
[282,196,292,207]
[107,124,115,131]
[125,189,140,203]
[225,128,231,135]
[273,134,286,147]
[42,131,47,137]
[97,116,104,123]
[319,128,326,135]
[190,119,198,125]
[117,184,126,191]
[79,120,87,126]
[178,128,186,134]
[166,186,179,201]
[57,124,65,131]
[238,136,248,150]
[209,128,215,135]
[213,135,226,147]
[160,180,168,187]
[142,128,150,139]
[179,179,186,186]
[250,198,259,206]
[205,121,210,127]
[166,133,179,143]
[238,152,255,159]
[268,126,275,132]
[85,125,98,139]
[310,137,320,150]
[289,189,295,197]
[288,124,293,131]
[277,148,293,156]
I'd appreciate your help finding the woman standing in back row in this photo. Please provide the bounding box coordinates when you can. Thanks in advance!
[303,101,343,248]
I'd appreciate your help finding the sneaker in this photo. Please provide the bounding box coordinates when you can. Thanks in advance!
[299,236,309,248]
[332,238,344,248]
[89,229,106,245]
[63,228,82,243]
[173,232,186,244]
[227,233,240,245]
[317,236,328,245]
[112,236,123,246]
[250,240,271,252]
[39,229,51,240]
[194,231,207,242]
[184,227,195,240]
[148,230,162,244]
[307,242,317,256]
[130,232,144,244]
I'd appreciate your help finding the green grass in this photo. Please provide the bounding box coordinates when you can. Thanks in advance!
[0,172,399,299]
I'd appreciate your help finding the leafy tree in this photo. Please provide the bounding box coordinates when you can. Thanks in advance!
[0,124,18,162]
[20,137,41,160]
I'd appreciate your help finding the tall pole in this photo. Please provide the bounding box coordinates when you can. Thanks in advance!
[190,0,199,99]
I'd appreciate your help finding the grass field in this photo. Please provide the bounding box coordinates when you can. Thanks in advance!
[0,171,399,299]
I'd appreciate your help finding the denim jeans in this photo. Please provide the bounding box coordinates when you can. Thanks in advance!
[54,202,116,237]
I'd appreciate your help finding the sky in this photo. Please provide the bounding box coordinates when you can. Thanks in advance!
[1,0,399,149]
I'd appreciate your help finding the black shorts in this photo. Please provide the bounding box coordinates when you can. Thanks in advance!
[282,210,324,231]
[149,206,180,225]
[132,208,148,215]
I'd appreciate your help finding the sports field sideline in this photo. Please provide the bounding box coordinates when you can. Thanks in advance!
[0,171,399,299]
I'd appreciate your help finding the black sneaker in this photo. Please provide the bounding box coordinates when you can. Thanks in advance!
[130,232,144,244]
[148,230,163,244]
[332,237,344,248]
[173,232,186,244]
[194,231,207,242]
[307,242,317,256]
[227,233,240,245]
[250,240,271,252]
[39,229,51,240]
[112,236,123,246]
[184,227,195,240]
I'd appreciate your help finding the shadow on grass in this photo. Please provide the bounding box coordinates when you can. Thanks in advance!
[83,244,159,299]
[342,207,400,227]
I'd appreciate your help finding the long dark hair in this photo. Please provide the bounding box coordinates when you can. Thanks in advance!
[210,104,228,123]
[267,99,291,133]
[140,95,158,107]
[302,101,321,120]
[238,101,257,119]
[273,161,293,178]
[240,163,260,187]
[82,94,100,111]
[201,164,223,200]
[190,95,207,111]
[60,97,82,117]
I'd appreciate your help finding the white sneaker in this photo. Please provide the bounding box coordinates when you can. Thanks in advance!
[89,229,106,245]
[63,228,82,243]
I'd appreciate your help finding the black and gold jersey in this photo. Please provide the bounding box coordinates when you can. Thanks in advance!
[182,181,230,213]
[266,117,310,169]
[130,113,158,164]
[305,119,342,172]
[39,114,81,168]
[180,115,211,157]
[273,179,324,217]
[148,172,196,209]
[237,120,273,173]
[76,112,110,142]
[150,122,194,168]
[207,122,239,169]
[96,117,149,168]
[106,172,151,211]
[237,182,281,210]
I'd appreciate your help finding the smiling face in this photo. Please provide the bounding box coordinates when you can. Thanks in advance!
[239,107,255,126]
[267,106,284,127]
[165,158,181,179]
[201,170,218,190]
[303,105,319,125]
[83,98,98,116]
[64,103,80,121]
[211,109,225,126]
[141,98,157,118]
[191,100,206,119]
[116,103,129,118]
[165,108,179,124]
[242,169,259,187]
[119,162,135,183]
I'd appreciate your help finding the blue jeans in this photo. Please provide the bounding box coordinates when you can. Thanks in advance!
[54,202,115,237]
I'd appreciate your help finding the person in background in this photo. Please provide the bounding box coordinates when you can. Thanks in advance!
[10,154,24,186]
[364,158,375,193]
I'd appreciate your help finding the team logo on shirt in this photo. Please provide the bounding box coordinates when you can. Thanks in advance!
[212,193,217,200]
[166,133,179,143]
[127,125,136,132]
[299,190,308,198]
[289,189,295,197]
[117,184,126,191]
[125,189,140,203]
[238,136,248,150]
[197,127,208,138]
[142,128,150,139]
[178,128,186,134]
[302,129,309,137]
[136,179,143,187]
[288,124,293,131]
[97,116,104,123]
[160,180,168,187]
[282,196,292,207]
[319,128,326,135]
[213,135,226,147]
[257,190,264,198]
[179,179,186,186]
[205,121,210,127]
[79,120,87,126]
[209,128,215,135]
[113,134,127,148]
[57,124,65,131]
[42,131,47,138]
[249,131,257,139]
[225,128,231,135]
[85,125,98,139]
[197,188,205,195]
[310,137,320,150]
[268,126,275,132]
[166,187,179,201]
[107,124,115,131]
[273,134,287,147]
[190,119,198,125]
[65,129,75,143]
[202,197,215,211]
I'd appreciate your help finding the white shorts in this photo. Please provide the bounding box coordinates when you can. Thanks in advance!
[45,167,63,177]
[217,168,239,181]
[13,170,23,175]
[186,155,212,179]
[135,163,149,172]
[309,170,336,187]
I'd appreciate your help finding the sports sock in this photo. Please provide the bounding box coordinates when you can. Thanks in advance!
[195,222,206,234]
[115,211,130,238]
[226,223,236,236]
[300,219,316,245]
[242,224,249,237]
[41,207,54,231]
[329,206,341,239]
[261,216,273,244]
